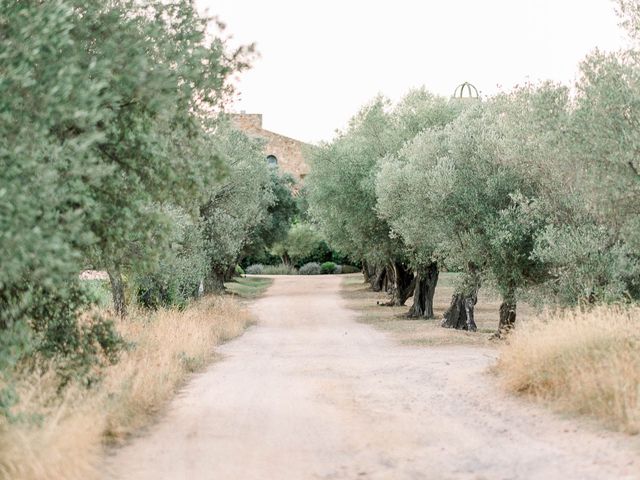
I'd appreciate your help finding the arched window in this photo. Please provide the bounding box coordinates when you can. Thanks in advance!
[266,154,278,166]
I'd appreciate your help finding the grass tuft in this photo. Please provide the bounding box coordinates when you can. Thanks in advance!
[496,306,640,433]
[0,295,253,480]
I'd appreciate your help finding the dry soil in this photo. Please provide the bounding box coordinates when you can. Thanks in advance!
[103,275,639,480]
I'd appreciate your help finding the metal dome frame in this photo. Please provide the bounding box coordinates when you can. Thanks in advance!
[453,82,480,99]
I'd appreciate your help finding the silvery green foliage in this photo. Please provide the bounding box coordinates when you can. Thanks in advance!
[134,206,207,308]
[299,262,321,275]
[308,89,460,267]
[378,90,559,301]
[200,126,274,288]
[617,0,640,43]
[534,224,640,304]
[76,0,251,278]
[0,0,252,383]
[376,125,456,269]
[572,49,640,253]
[1,0,107,316]
[308,96,397,266]
[312,3,640,309]
[514,10,640,303]
[378,77,640,306]
[271,222,323,265]
[245,264,265,275]
[524,35,640,303]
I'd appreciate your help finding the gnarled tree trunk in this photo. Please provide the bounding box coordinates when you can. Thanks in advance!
[280,252,292,267]
[383,261,414,307]
[407,262,439,319]
[362,260,371,284]
[223,264,236,282]
[441,266,480,331]
[204,266,225,294]
[107,267,126,318]
[383,264,392,292]
[440,263,481,332]
[496,287,517,337]
[441,292,478,331]
[371,265,386,292]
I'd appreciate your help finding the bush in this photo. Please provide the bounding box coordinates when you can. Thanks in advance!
[3,281,124,387]
[261,264,297,275]
[299,262,321,275]
[240,251,281,270]
[134,207,206,310]
[295,240,350,268]
[82,280,112,309]
[245,264,264,274]
[320,262,337,274]
[340,265,360,274]
[235,265,245,277]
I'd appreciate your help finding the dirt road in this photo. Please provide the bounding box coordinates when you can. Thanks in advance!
[104,275,639,480]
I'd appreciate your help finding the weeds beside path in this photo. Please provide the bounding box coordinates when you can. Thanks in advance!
[344,274,640,436]
[0,295,255,480]
[497,306,640,434]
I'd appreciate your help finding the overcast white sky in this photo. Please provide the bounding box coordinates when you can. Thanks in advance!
[197,0,629,144]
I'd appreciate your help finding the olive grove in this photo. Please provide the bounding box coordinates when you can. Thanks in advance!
[307,4,640,334]
[0,0,288,406]
[308,91,462,307]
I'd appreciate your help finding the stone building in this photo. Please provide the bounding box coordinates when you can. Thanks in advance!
[230,113,311,182]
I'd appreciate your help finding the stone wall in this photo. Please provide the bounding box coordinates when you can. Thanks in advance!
[230,113,311,182]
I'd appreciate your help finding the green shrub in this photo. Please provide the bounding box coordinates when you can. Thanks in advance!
[299,262,321,275]
[3,281,124,388]
[136,275,199,310]
[246,264,264,274]
[134,208,206,309]
[320,262,337,274]
[82,280,113,309]
[235,265,245,277]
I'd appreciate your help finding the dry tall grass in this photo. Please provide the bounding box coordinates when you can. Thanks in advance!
[0,295,253,480]
[496,306,640,433]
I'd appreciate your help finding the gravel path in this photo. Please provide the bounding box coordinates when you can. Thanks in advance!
[104,275,639,480]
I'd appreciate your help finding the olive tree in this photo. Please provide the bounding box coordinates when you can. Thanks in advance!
[71,0,252,315]
[133,205,207,309]
[309,90,460,306]
[0,0,122,373]
[528,45,640,304]
[447,85,580,333]
[0,0,254,390]
[271,222,324,266]
[308,97,415,305]
[376,94,462,318]
[241,172,299,264]
[200,127,273,293]
[379,88,565,333]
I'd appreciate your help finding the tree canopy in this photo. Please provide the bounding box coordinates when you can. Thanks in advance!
[307,10,640,333]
